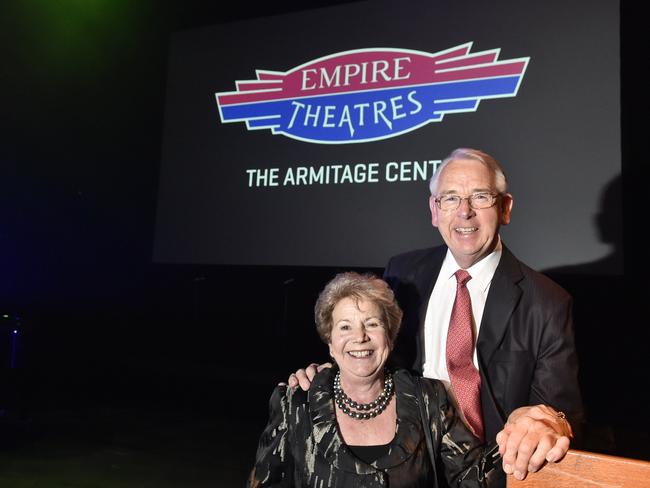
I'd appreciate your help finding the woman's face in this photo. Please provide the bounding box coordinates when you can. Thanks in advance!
[328,297,391,381]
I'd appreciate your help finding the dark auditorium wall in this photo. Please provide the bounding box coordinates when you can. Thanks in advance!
[0,0,368,422]
[0,0,646,458]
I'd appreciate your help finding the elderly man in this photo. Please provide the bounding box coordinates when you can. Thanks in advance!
[290,148,583,484]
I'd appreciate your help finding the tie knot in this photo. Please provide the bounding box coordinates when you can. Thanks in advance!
[454,269,472,286]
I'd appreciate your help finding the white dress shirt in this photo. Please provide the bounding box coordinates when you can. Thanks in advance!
[421,240,502,386]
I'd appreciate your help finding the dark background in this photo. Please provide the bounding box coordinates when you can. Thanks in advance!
[0,0,646,484]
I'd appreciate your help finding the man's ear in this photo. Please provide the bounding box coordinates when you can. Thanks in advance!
[429,196,440,228]
[500,193,514,225]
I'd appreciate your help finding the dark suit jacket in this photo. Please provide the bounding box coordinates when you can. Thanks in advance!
[383,245,584,443]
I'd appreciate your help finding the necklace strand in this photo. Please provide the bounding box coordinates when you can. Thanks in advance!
[333,370,394,420]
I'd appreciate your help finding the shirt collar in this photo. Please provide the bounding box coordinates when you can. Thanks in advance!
[441,237,503,293]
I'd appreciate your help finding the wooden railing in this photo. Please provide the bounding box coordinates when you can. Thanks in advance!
[507,449,650,488]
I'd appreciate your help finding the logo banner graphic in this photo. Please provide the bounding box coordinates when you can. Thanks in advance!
[215,43,529,144]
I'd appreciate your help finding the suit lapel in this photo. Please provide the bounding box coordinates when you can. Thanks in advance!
[414,247,446,327]
[476,246,523,366]
[412,247,446,371]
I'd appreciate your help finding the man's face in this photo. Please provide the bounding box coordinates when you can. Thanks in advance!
[429,158,513,269]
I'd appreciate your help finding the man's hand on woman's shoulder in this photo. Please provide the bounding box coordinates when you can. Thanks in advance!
[283,362,333,390]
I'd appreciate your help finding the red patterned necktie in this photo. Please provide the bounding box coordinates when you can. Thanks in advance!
[446,269,484,441]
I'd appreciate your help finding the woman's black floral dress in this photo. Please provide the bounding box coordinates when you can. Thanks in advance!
[248,367,493,487]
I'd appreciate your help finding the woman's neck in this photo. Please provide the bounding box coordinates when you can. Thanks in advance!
[338,370,385,403]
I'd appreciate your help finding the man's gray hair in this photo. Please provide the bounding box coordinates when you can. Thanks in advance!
[429,148,508,195]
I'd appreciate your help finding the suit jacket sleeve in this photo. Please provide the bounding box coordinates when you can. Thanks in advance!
[248,386,295,488]
[528,290,584,429]
[382,250,436,371]
[480,255,584,438]
[383,254,399,289]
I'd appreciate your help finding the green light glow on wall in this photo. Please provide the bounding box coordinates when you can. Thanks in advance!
[12,1,145,73]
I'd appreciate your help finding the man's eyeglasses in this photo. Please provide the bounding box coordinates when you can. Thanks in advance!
[434,192,500,211]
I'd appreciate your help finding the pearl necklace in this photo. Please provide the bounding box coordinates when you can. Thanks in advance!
[333,370,394,420]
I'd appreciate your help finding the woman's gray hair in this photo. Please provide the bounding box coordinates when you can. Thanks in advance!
[314,272,403,346]
[429,148,508,195]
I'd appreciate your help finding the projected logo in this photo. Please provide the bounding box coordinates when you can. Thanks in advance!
[215,43,529,144]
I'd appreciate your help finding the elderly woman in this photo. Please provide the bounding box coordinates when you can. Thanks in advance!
[248,272,497,487]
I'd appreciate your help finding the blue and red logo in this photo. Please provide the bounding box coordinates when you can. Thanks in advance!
[215,43,529,144]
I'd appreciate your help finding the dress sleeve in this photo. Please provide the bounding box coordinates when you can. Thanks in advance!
[424,380,491,488]
[247,386,295,488]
